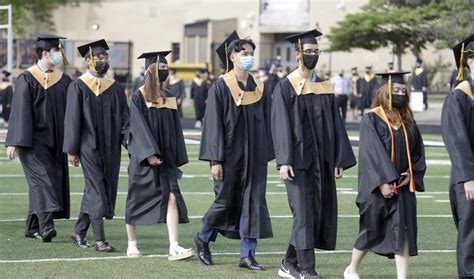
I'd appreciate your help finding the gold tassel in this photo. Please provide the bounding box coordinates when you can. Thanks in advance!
[388,75,392,111]
[89,46,98,75]
[59,42,69,65]
[456,43,465,81]
[298,38,305,71]
[155,56,160,85]
[225,42,229,73]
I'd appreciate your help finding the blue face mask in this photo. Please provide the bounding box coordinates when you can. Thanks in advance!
[239,55,255,71]
[51,51,63,66]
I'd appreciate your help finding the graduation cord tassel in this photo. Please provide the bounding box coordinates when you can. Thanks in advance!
[225,42,229,73]
[298,38,305,71]
[388,75,393,111]
[456,43,465,81]
[59,42,69,66]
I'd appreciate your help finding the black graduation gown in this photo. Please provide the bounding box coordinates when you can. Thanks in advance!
[168,78,186,117]
[271,71,356,250]
[359,75,377,109]
[199,72,274,240]
[354,110,426,258]
[125,88,189,225]
[0,81,13,122]
[263,74,280,99]
[63,72,130,219]
[5,65,71,219]
[190,77,208,121]
[411,69,428,91]
[441,79,474,277]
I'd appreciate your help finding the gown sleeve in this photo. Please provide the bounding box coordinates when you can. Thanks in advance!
[271,81,293,166]
[63,81,82,155]
[128,91,160,165]
[358,114,399,194]
[5,74,33,148]
[411,122,426,192]
[262,81,275,161]
[199,81,225,163]
[441,91,474,184]
[332,94,357,169]
[119,86,130,148]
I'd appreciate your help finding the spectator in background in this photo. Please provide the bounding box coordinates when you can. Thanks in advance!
[350,67,362,121]
[331,69,351,122]
[411,59,429,110]
[388,62,395,73]
[190,69,208,129]
[359,66,378,116]
[168,69,186,118]
[133,67,145,92]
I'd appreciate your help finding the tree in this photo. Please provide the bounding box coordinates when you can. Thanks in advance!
[0,0,95,36]
[327,0,469,70]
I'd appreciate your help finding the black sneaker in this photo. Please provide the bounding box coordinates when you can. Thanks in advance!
[278,260,300,278]
[299,270,320,279]
[41,229,57,242]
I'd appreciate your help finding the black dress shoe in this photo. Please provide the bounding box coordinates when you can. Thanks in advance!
[193,233,213,265]
[70,233,91,248]
[239,256,265,271]
[41,229,57,242]
[95,241,115,252]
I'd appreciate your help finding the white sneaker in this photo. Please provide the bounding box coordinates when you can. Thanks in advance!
[168,244,194,261]
[126,246,142,258]
[344,265,360,279]
[194,120,202,129]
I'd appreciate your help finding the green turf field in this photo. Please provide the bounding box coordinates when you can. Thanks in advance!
[0,135,460,278]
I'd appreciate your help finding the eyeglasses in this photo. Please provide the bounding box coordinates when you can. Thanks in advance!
[303,49,322,56]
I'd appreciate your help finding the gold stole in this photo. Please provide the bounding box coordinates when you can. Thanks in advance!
[222,72,263,106]
[286,70,334,96]
[168,76,181,85]
[139,86,177,109]
[0,81,12,90]
[27,65,63,90]
[371,106,416,192]
[79,72,115,96]
[455,80,473,99]
[364,74,373,82]
[415,68,424,76]
[193,77,204,86]
[351,76,358,95]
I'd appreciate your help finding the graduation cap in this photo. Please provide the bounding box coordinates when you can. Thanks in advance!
[285,29,323,71]
[375,71,410,111]
[2,70,11,78]
[137,51,172,69]
[453,34,474,81]
[30,33,68,65]
[215,31,240,73]
[77,39,109,58]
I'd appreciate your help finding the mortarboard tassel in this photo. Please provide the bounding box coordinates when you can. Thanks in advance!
[156,56,160,85]
[298,38,305,71]
[456,43,465,81]
[225,42,229,73]
[388,74,393,111]
[89,46,98,75]
[59,42,69,65]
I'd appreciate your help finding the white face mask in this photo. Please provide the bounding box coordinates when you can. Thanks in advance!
[51,51,63,66]
[239,55,255,71]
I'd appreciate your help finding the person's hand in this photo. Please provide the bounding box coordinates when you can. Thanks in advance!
[279,165,295,181]
[379,183,394,199]
[68,154,80,167]
[335,167,344,179]
[398,172,409,187]
[211,164,223,181]
[146,155,162,166]
[6,146,17,160]
[464,180,474,201]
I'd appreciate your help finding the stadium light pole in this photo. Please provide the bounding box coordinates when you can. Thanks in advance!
[0,5,13,81]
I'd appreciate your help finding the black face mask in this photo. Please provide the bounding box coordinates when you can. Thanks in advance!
[392,94,406,108]
[158,69,169,82]
[95,61,109,75]
[303,54,318,70]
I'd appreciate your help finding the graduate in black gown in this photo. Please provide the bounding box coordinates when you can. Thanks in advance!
[168,69,186,118]
[411,59,429,110]
[193,31,274,271]
[350,67,362,121]
[190,69,208,129]
[124,51,192,260]
[0,70,13,127]
[344,72,426,279]
[5,33,71,242]
[63,39,130,252]
[271,30,356,279]
[441,34,474,279]
[359,66,378,115]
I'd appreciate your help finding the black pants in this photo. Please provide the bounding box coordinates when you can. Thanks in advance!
[74,212,105,241]
[25,213,54,236]
[336,95,348,122]
[284,244,315,272]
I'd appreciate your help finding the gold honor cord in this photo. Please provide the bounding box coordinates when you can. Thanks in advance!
[59,41,69,65]
[456,43,465,81]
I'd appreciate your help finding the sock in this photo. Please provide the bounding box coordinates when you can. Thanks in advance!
[128,240,137,248]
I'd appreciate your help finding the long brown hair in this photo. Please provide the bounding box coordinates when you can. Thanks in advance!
[371,83,414,127]
[143,63,167,102]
